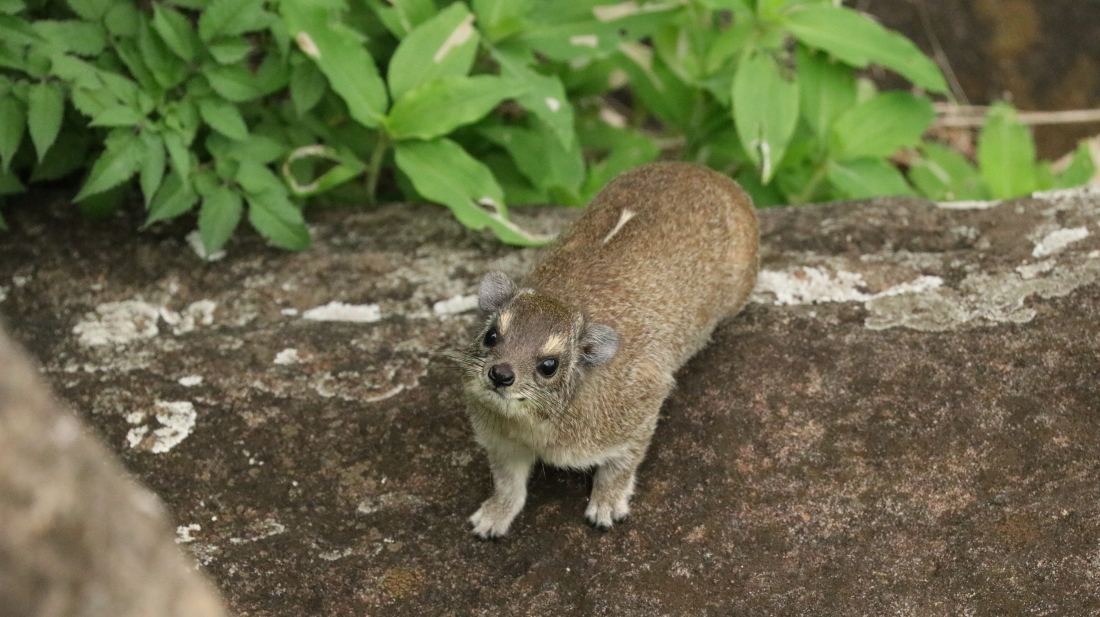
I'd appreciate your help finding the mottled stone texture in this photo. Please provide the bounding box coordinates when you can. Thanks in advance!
[0,187,1099,616]
[0,330,226,617]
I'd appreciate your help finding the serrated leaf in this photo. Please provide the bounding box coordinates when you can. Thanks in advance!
[152,4,199,62]
[137,14,187,89]
[199,0,266,42]
[784,5,946,93]
[139,131,166,204]
[198,183,243,254]
[104,3,140,37]
[290,56,327,116]
[394,137,550,246]
[0,94,26,174]
[32,20,106,56]
[27,81,63,162]
[831,91,934,160]
[204,62,263,101]
[74,130,141,201]
[280,0,388,129]
[797,45,855,143]
[977,102,1038,199]
[828,158,915,199]
[145,170,198,225]
[0,14,44,46]
[387,3,478,101]
[733,51,799,184]
[208,132,288,164]
[236,159,285,195]
[163,129,192,181]
[246,189,309,250]
[387,75,528,141]
[198,98,248,140]
[66,0,112,21]
[31,129,92,182]
[90,104,145,127]
[208,38,253,64]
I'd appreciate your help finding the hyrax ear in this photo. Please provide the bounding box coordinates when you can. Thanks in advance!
[478,271,517,315]
[580,322,619,366]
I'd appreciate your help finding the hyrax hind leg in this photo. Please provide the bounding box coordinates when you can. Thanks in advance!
[585,445,649,529]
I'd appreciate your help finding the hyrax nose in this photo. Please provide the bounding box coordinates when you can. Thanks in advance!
[487,363,515,388]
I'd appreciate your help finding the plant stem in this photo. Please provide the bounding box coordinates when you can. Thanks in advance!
[365,133,390,205]
[793,159,829,205]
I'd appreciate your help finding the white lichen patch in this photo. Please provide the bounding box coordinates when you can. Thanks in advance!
[432,294,478,317]
[274,348,301,365]
[1016,260,1056,280]
[178,375,204,387]
[74,299,216,346]
[228,517,286,544]
[752,267,942,306]
[126,401,197,454]
[937,199,1002,210]
[302,301,381,323]
[74,301,162,346]
[175,523,201,544]
[1032,226,1089,258]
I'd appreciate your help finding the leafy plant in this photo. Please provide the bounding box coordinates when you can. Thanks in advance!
[0,0,1093,248]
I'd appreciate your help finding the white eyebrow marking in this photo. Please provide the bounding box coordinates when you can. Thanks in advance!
[497,310,512,334]
[542,333,567,355]
[602,209,636,244]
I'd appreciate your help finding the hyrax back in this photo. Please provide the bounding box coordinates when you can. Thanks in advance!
[462,162,759,538]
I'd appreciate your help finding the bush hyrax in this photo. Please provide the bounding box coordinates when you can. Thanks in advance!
[461,161,759,538]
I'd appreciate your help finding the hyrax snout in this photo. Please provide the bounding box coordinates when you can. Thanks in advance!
[461,162,759,538]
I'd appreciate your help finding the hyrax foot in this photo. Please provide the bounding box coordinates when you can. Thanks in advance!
[469,497,523,539]
[584,493,631,529]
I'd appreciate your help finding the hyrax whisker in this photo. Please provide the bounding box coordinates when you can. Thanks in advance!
[460,162,759,539]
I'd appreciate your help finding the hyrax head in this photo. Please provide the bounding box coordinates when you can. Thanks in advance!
[463,272,619,416]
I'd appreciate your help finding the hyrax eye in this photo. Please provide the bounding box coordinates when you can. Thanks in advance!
[483,327,500,347]
[537,357,559,377]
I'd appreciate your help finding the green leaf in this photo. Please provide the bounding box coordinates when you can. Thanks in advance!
[208,38,253,64]
[104,3,140,37]
[387,76,528,141]
[797,45,855,143]
[1055,142,1096,189]
[0,14,44,46]
[491,46,576,150]
[152,4,200,62]
[204,62,263,101]
[31,129,92,182]
[481,121,585,200]
[831,91,934,160]
[977,102,1038,199]
[137,15,188,89]
[32,20,106,56]
[0,168,25,196]
[75,130,142,201]
[363,0,437,38]
[0,94,25,174]
[139,131,166,204]
[387,2,478,101]
[145,170,199,225]
[280,0,388,129]
[784,5,947,93]
[198,183,243,254]
[828,158,915,199]
[616,43,695,130]
[246,188,309,250]
[290,55,327,116]
[579,125,660,202]
[909,141,987,201]
[66,0,113,21]
[199,0,267,41]
[198,98,249,140]
[163,129,192,181]
[733,51,799,184]
[473,0,532,41]
[0,0,23,14]
[236,159,286,195]
[394,137,551,246]
[282,144,365,196]
[27,81,63,162]
[90,105,145,127]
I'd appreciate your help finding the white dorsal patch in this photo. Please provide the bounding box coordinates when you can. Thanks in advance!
[602,209,636,244]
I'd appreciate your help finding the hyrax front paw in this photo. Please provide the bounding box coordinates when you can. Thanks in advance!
[584,490,631,530]
[469,497,522,539]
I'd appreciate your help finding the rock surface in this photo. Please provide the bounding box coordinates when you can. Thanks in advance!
[1,187,1100,615]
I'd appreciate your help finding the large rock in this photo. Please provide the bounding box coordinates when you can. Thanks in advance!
[1,187,1099,615]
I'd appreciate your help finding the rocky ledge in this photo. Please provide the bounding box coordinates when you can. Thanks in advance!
[1,185,1099,616]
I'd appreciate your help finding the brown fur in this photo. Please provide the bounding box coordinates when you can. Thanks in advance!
[462,162,759,537]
